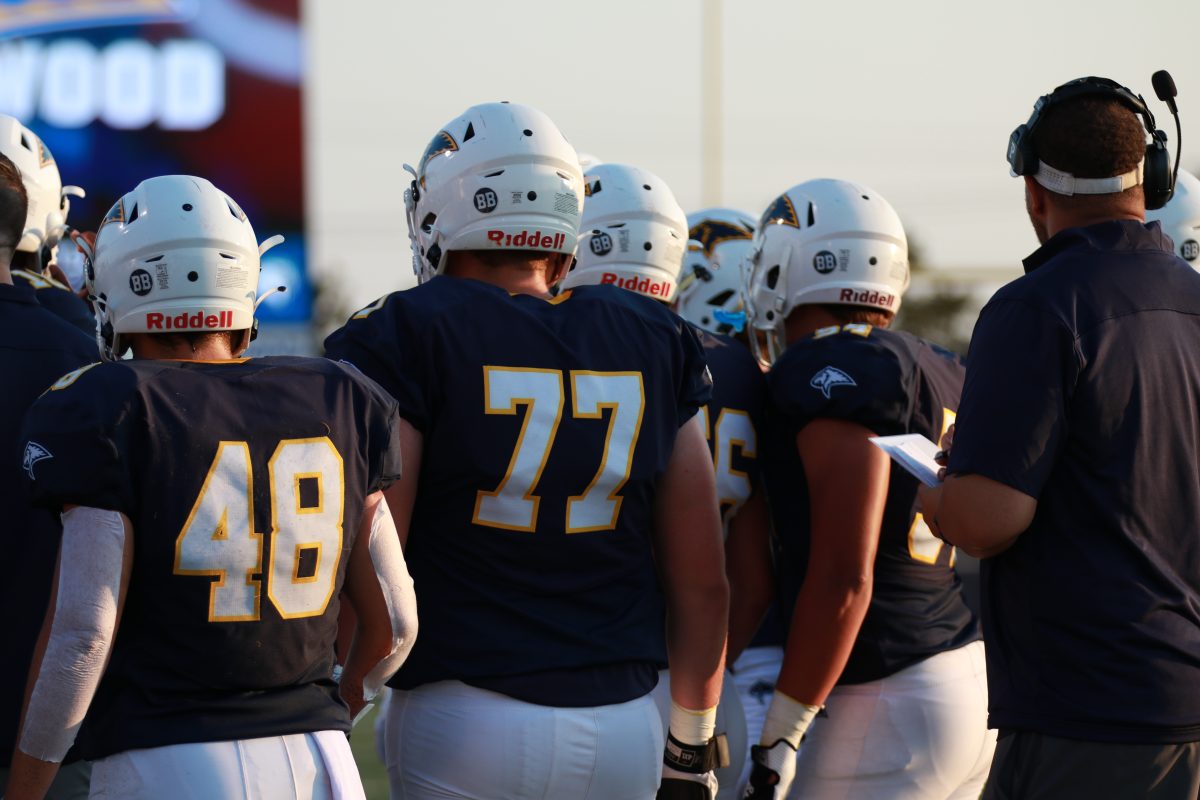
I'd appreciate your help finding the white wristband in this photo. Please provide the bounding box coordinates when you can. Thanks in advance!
[759,690,820,750]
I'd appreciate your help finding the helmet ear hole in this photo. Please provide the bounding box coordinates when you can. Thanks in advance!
[765,265,781,290]
[421,213,437,234]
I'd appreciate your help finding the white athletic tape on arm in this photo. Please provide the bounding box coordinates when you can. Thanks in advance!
[362,496,417,698]
[20,507,126,762]
[669,701,717,746]
[759,690,821,750]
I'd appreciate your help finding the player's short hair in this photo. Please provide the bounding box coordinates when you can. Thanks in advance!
[0,152,28,250]
[467,248,563,270]
[149,331,240,352]
[1033,96,1147,204]
[820,304,894,329]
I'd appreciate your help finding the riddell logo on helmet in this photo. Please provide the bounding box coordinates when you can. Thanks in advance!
[839,288,895,307]
[486,230,566,249]
[601,273,672,298]
[145,310,235,330]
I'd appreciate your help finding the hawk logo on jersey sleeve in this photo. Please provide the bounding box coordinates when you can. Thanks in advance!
[22,441,52,479]
[810,366,856,399]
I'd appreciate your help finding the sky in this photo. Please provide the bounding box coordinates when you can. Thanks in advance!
[304,0,1200,311]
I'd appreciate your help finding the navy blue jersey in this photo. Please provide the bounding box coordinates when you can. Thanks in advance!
[765,324,978,684]
[692,329,787,650]
[694,329,765,525]
[950,220,1200,743]
[20,356,401,760]
[325,277,711,706]
[0,284,95,768]
[12,269,94,336]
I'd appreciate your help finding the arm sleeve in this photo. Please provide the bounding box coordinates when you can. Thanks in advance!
[19,507,127,762]
[677,321,714,427]
[361,496,418,697]
[325,298,433,434]
[947,298,1078,497]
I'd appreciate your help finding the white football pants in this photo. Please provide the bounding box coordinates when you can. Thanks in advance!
[88,730,362,800]
[651,668,748,800]
[788,640,995,800]
[384,680,663,800]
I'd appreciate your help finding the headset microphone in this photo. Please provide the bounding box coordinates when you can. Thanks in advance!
[1152,70,1178,113]
[1152,69,1182,204]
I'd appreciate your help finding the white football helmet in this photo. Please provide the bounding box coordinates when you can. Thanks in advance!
[674,208,756,334]
[404,102,584,283]
[0,115,85,255]
[1146,169,1200,267]
[81,175,283,361]
[560,163,688,302]
[744,179,909,365]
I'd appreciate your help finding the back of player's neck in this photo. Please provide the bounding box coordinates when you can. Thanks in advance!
[784,306,842,343]
[451,266,551,298]
[130,336,237,362]
[0,256,12,285]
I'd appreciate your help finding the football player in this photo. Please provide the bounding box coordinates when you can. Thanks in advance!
[0,153,96,800]
[0,115,94,335]
[564,168,758,800]
[675,207,785,796]
[325,104,728,800]
[6,175,417,800]
[1146,169,1200,269]
[740,179,993,799]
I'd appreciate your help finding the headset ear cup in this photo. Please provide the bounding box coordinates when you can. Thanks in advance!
[1143,137,1173,210]
[1008,124,1035,175]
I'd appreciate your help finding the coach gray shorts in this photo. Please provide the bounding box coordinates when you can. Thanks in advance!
[983,730,1200,800]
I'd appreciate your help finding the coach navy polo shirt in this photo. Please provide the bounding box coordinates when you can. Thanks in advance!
[0,283,96,767]
[950,219,1200,743]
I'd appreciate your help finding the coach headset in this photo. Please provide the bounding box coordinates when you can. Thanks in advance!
[1007,71,1182,210]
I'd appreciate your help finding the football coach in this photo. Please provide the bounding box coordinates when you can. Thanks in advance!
[919,74,1200,799]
